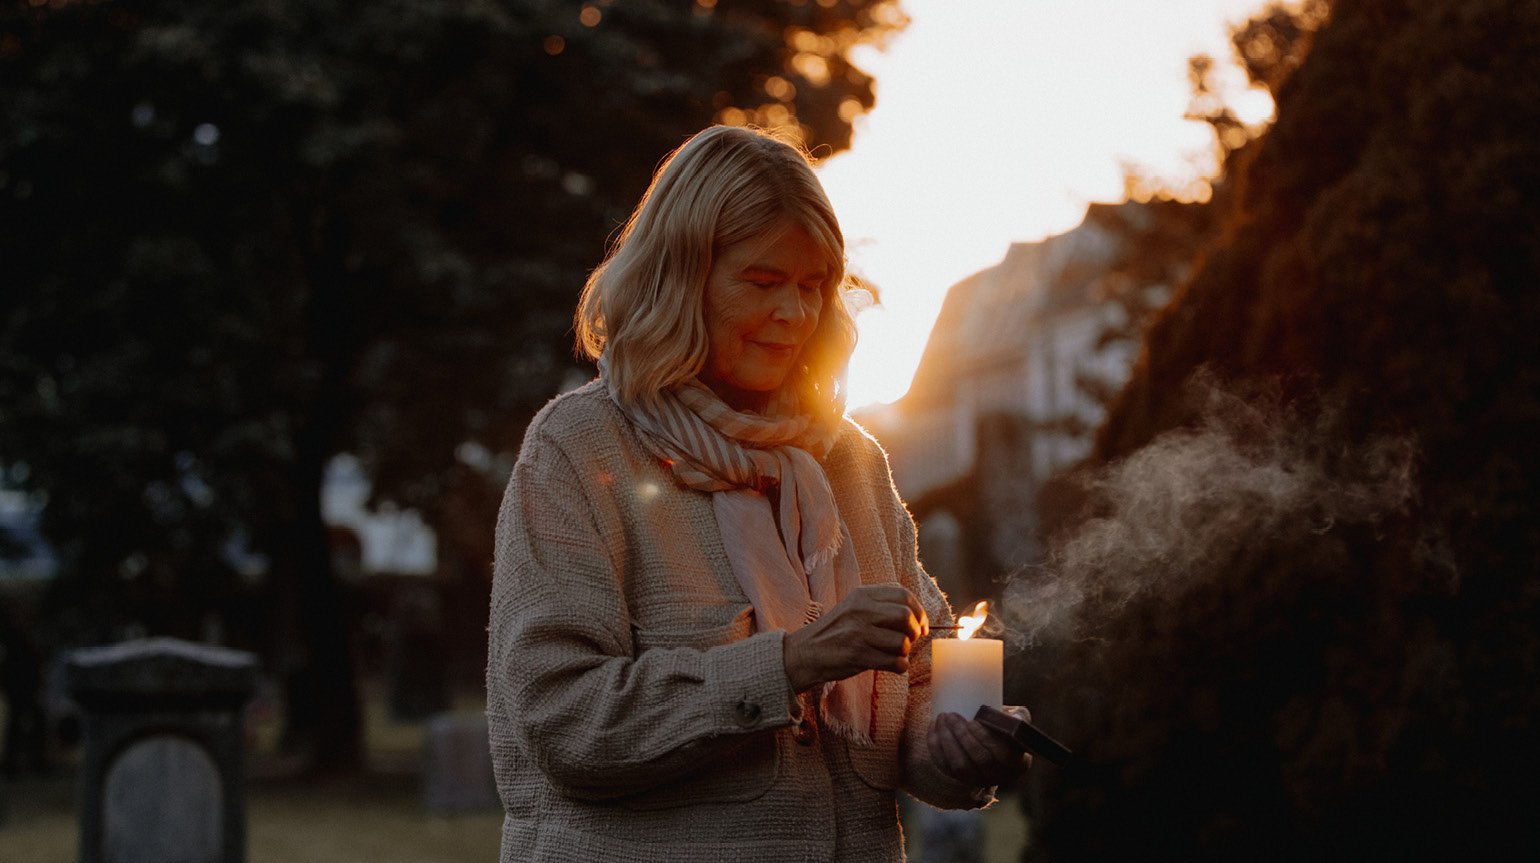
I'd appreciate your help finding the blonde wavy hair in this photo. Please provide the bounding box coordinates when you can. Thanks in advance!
[575,125,857,427]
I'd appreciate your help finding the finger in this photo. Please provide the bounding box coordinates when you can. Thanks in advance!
[1004,704,1033,725]
[944,713,998,773]
[955,715,1032,785]
[868,610,923,642]
[868,641,911,674]
[942,714,1005,786]
[954,715,1023,766]
[932,714,978,781]
[899,604,924,642]
[834,638,905,676]
[857,597,922,636]
[860,626,910,658]
[902,592,929,635]
[845,586,924,641]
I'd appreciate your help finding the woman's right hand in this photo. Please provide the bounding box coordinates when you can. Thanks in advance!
[782,585,929,692]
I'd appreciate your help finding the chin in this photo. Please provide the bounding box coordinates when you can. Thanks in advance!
[725,366,788,392]
[747,373,794,393]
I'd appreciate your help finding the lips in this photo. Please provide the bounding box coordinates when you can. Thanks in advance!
[753,341,799,354]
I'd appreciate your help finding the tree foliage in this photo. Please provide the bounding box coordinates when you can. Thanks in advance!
[1073,1,1327,438]
[0,0,902,769]
[1025,0,1540,858]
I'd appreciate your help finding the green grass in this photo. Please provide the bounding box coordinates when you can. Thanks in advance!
[0,770,502,863]
[0,686,1026,862]
[1,682,500,863]
[246,773,502,863]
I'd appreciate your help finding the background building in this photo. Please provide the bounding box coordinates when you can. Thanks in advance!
[858,202,1172,602]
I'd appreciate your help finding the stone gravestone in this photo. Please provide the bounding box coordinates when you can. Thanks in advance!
[66,638,258,863]
[421,712,499,815]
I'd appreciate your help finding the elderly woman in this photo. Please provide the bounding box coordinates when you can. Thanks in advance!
[487,125,1029,862]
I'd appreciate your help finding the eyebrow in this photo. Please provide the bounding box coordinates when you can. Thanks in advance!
[741,265,830,282]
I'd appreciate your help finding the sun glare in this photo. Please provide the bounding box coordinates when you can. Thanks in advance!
[820,0,1281,410]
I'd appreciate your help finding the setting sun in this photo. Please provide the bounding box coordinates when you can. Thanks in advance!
[817,0,1280,409]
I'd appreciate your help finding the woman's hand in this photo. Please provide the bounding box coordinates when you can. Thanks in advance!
[928,707,1033,789]
[782,585,929,692]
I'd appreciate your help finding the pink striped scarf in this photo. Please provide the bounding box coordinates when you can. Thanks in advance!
[603,366,873,744]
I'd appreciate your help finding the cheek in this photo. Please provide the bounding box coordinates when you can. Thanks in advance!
[706,306,749,361]
[802,294,825,335]
[716,295,769,338]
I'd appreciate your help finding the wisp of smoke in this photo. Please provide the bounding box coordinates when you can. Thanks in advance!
[1002,375,1418,647]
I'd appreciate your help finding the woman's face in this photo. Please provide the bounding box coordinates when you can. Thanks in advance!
[701,218,827,410]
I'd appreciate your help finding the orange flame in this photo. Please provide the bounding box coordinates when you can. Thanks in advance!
[956,600,989,640]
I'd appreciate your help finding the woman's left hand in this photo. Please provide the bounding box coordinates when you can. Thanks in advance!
[927,708,1033,789]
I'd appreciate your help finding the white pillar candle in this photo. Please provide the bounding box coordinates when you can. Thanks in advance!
[931,636,1003,722]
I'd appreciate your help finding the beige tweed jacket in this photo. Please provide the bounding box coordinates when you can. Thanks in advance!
[487,380,988,862]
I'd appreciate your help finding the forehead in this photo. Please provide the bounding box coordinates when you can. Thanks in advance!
[715,218,833,275]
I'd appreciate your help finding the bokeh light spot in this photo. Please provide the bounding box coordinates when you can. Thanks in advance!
[764,75,796,101]
[792,52,831,87]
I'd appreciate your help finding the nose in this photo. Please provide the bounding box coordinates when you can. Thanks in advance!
[770,284,811,327]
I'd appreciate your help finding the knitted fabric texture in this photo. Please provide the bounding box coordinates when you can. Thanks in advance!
[603,367,874,743]
[485,381,989,862]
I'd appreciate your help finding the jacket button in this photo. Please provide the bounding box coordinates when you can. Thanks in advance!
[792,718,816,746]
[734,699,762,726]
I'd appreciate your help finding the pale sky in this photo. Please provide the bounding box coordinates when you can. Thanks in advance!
[819,0,1278,408]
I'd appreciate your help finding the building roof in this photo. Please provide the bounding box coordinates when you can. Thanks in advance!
[901,202,1133,412]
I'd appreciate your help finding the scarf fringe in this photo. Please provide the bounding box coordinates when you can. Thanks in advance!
[818,712,874,748]
[815,674,878,748]
[803,541,841,577]
[819,702,880,748]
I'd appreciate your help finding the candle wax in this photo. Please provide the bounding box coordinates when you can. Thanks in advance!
[931,637,1003,722]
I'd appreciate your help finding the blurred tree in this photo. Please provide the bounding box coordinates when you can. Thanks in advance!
[0,0,902,772]
[1093,0,1329,383]
[1025,0,1540,858]
[1038,1,1327,539]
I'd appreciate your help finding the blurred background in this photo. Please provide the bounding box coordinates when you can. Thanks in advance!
[2,0,1538,861]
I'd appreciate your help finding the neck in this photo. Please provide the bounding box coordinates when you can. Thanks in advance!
[700,375,773,414]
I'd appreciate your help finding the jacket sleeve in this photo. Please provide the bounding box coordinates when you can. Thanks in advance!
[866,440,998,810]
[486,428,797,800]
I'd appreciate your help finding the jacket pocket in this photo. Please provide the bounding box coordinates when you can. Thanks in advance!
[614,730,780,811]
[615,609,779,810]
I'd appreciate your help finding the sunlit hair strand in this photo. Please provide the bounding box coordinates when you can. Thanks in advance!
[574,125,858,428]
